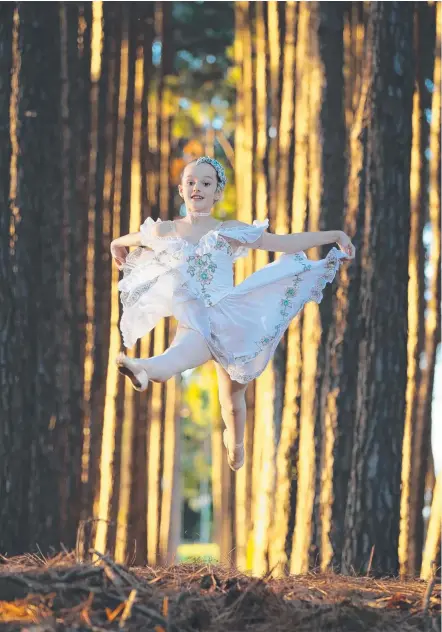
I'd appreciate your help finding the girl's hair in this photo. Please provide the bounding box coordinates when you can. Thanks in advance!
[181,156,227,193]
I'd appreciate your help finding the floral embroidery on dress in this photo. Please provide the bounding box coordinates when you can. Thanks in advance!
[214,235,233,257]
[153,246,183,266]
[186,252,218,306]
[225,250,341,382]
[121,277,159,308]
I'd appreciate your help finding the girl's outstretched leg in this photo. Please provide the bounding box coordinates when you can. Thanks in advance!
[215,363,247,471]
[117,326,213,390]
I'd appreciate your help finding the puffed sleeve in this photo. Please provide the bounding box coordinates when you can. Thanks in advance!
[219,219,269,261]
[139,217,178,251]
[139,217,161,247]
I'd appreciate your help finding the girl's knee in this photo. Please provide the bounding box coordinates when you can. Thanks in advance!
[220,393,247,416]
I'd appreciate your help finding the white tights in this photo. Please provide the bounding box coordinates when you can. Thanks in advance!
[140,326,247,447]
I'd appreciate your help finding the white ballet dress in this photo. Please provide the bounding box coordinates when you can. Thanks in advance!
[118,217,347,384]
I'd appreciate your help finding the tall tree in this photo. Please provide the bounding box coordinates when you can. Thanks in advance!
[318,2,368,571]
[13,3,64,552]
[271,0,308,576]
[399,1,436,578]
[291,2,347,574]
[420,0,441,580]
[341,2,414,575]
[0,3,17,554]
[310,1,346,572]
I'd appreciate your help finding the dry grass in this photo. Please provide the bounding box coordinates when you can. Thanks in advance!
[0,550,440,631]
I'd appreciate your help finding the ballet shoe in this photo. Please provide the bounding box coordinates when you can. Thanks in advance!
[222,429,245,471]
[116,352,149,392]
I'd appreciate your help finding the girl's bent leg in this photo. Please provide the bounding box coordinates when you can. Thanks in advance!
[215,363,247,470]
[118,326,213,386]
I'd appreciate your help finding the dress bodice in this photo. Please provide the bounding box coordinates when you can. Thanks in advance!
[122,217,269,308]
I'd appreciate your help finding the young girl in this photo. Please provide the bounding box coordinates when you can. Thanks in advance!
[111,157,355,471]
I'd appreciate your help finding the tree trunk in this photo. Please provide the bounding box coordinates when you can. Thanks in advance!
[399,2,436,578]
[310,2,346,571]
[93,4,131,557]
[73,0,92,529]
[158,6,181,564]
[268,0,299,577]
[13,3,64,552]
[342,2,414,576]
[0,2,16,554]
[146,1,178,565]
[420,473,441,580]
[57,1,89,549]
[319,3,369,572]
[79,1,104,554]
[413,0,441,578]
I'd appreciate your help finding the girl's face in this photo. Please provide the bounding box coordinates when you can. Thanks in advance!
[178,162,221,213]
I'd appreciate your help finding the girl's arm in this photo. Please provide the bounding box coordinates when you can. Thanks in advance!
[110,222,176,268]
[111,231,143,248]
[255,229,355,258]
[110,232,144,268]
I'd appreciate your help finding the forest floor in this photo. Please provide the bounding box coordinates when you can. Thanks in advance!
[0,551,440,631]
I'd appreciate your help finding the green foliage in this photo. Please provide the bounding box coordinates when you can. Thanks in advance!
[172,2,234,63]
[180,366,216,503]
[165,0,236,174]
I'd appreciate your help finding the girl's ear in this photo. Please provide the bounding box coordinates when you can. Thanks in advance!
[178,185,184,197]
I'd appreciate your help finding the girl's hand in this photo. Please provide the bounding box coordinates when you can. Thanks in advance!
[110,242,128,269]
[336,231,355,259]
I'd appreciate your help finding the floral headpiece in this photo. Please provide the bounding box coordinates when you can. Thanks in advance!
[195,156,227,193]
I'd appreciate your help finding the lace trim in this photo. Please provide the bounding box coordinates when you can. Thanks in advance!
[140,217,269,260]
[120,277,160,308]
[211,248,342,384]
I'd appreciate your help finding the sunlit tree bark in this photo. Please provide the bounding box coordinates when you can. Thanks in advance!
[130,3,155,566]
[210,370,226,560]
[318,2,368,572]
[290,2,347,574]
[414,0,441,577]
[309,2,346,572]
[419,1,441,580]
[146,1,179,565]
[250,0,280,577]
[234,1,254,284]
[343,3,366,131]
[72,1,92,531]
[421,473,441,580]
[0,3,17,554]
[158,74,181,571]
[79,1,104,552]
[219,0,252,568]
[113,5,138,563]
[272,1,310,577]
[266,0,280,230]
[232,0,267,572]
[94,5,130,557]
[399,2,436,578]
[89,3,123,530]
[341,2,414,575]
